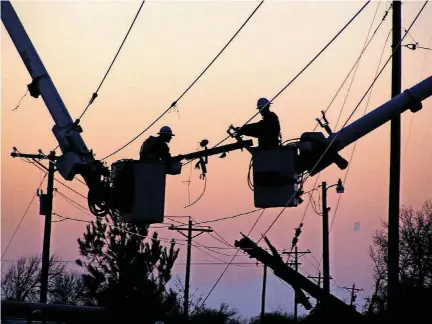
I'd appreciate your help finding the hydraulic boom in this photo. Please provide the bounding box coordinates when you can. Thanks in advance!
[297,76,432,176]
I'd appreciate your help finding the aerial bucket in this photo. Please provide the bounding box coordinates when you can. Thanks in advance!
[250,146,300,208]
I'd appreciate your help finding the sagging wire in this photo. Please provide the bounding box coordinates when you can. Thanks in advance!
[184,176,207,208]
[184,140,209,207]
[12,90,28,111]
[101,1,265,161]
[76,1,146,123]
[2,173,47,259]
[198,208,266,307]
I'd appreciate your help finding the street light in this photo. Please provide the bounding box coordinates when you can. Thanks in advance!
[319,179,345,310]
[336,178,345,194]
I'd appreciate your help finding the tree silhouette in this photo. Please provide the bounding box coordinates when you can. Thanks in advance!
[1,254,66,302]
[49,271,85,305]
[76,215,180,322]
[366,200,432,320]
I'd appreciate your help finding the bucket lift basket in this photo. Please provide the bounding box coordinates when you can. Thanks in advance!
[250,146,300,208]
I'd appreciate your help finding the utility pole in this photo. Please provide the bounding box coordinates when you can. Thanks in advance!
[388,0,402,320]
[283,247,311,322]
[11,149,57,304]
[261,265,267,323]
[321,182,330,297]
[343,283,364,309]
[169,218,213,319]
[308,272,322,288]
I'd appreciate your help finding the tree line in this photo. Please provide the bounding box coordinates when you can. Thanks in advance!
[2,200,432,323]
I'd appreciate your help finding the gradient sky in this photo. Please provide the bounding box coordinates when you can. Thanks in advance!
[2,0,432,319]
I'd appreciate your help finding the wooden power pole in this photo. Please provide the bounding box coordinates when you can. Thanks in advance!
[169,218,212,319]
[343,283,364,309]
[261,265,267,323]
[283,247,311,322]
[11,150,57,304]
[388,0,402,320]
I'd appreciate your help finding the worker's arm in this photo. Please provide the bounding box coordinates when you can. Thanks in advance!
[236,121,263,138]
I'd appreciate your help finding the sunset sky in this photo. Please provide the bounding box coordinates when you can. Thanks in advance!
[2,0,432,318]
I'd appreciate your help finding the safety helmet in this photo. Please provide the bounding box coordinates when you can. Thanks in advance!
[257,97,271,110]
[158,126,174,136]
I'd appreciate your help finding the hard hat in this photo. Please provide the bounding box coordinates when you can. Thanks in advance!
[158,126,174,136]
[257,97,271,110]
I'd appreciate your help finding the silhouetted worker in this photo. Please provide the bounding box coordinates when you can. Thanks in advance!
[139,126,175,162]
[233,98,281,148]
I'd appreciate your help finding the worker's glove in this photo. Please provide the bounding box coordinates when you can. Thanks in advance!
[173,154,184,161]
[232,126,240,132]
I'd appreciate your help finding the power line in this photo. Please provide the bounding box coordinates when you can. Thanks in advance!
[403,33,432,163]
[333,0,384,131]
[199,208,266,306]
[329,28,392,235]
[101,1,265,161]
[77,1,146,121]
[193,208,262,225]
[288,3,392,245]
[183,0,372,167]
[313,2,392,132]
[2,174,47,259]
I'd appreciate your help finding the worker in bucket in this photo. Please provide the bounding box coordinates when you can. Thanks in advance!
[232,97,281,148]
[139,126,175,162]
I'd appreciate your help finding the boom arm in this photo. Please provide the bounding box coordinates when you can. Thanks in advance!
[1,1,106,186]
[298,76,432,176]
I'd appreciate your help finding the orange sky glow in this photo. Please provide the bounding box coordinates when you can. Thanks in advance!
[2,0,432,317]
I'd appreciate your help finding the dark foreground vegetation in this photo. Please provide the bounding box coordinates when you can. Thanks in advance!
[2,201,432,323]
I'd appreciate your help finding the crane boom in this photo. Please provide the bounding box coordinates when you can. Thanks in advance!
[331,76,432,152]
[1,0,105,186]
[297,76,432,176]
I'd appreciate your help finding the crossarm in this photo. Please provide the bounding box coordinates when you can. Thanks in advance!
[173,139,253,161]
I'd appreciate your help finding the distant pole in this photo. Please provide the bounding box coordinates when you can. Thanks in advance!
[308,272,323,305]
[388,0,402,319]
[261,265,267,323]
[294,247,299,322]
[343,283,364,309]
[169,218,213,319]
[40,151,55,303]
[282,248,310,322]
[184,218,192,318]
[321,182,330,297]
[11,150,57,304]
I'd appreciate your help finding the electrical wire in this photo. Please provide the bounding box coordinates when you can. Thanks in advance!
[333,0,383,131]
[101,1,265,161]
[192,208,262,225]
[329,28,392,235]
[183,0,372,167]
[199,208,266,306]
[312,2,392,132]
[286,4,391,258]
[403,33,432,163]
[184,176,207,208]
[258,0,428,242]
[1,174,47,259]
[77,1,146,121]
